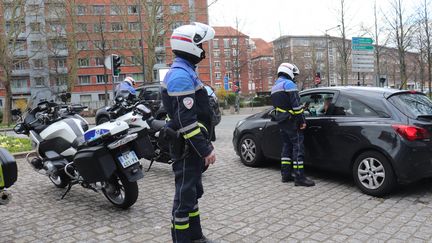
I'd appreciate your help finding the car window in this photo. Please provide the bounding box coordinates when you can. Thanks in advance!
[300,92,336,117]
[388,93,432,118]
[142,87,160,100]
[335,96,379,117]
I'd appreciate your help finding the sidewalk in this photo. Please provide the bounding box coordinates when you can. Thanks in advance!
[221,105,272,116]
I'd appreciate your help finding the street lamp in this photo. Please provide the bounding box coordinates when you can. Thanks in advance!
[325,25,340,87]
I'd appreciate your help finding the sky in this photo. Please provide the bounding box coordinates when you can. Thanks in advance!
[208,0,422,42]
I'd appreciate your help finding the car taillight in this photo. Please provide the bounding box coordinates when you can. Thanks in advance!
[392,124,431,141]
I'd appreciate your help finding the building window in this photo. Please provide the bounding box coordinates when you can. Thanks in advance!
[224,50,230,57]
[33,59,44,69]
[213,39,219,49]
[110,5,121,15]
[80,94,92,103]
[94,23,105,32]
[232,49,238,56]
[98,93,109,101]
[56,59,66,68]
[52,40,67,50]
[111,23,123,32]
[213,50,220,58]
[156,54,166,64]
[95,57,104,66]
[13,60,27,70]
[128,5,138,14]
[31,41,43,50]
[78,76,91,85]
[215,72,221,80]
[76,5,86,15]
[214,61,220,69]
[304,52,311,58]
[76,23,88,33]
[223,38,230,48]
[225,60,231,69]
[30,22,41,32]
[232,38,238,46]
[96,75,106,83]
[35,77,45,87]
[76,41,89,50]
[226,72,232,79]
[171,21,183,30]
[170,4,182,14]
[12,79,27,89]
[112,40,123,49]
[131,56,141,65]
[27,4,40,16]
[128,22,140,31]
[93,5,105,15]
[49,22,65,33]
[78,58,90,67]
[131,73,144,82]
[56,76,67,86]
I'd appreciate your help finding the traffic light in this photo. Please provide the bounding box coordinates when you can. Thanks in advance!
[112,54,121,77]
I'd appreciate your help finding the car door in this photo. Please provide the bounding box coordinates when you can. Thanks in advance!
[300,91,340,168]
[261,109,283,160]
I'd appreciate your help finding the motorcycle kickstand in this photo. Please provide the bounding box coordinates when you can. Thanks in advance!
[61,183,73,200]
[146,160,155,172]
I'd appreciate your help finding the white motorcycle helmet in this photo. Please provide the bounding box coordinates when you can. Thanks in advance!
[170,22,215,64]
[277,63,300,80]
[124,76,136,86]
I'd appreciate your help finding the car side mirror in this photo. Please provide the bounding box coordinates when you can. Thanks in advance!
[268,110,276,121]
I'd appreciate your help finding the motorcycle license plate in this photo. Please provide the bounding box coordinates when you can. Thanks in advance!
[118,150,139,168]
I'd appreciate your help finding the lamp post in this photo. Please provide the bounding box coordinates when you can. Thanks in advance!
[325,25,340,87]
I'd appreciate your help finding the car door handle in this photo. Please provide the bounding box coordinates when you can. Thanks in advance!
[309,125,322,129]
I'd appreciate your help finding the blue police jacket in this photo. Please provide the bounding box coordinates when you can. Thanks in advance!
[270,76,306,124]
[161,57,213,158]
[115,81,136,97]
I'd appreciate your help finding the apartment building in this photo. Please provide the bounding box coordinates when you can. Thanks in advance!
[250,38,275,92]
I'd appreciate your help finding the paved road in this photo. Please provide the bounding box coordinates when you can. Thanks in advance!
[2,113,432,242]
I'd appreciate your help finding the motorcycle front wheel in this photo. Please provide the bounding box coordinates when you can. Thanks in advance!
[102,173,138,209]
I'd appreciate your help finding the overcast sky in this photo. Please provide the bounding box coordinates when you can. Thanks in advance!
[208,0,422,42]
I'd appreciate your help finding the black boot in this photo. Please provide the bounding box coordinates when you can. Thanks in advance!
[281,160,293,182]
[294,176,315,187]
[191,236,215,243]
[171,219,191,243]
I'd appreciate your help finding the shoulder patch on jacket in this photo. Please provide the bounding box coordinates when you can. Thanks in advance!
[183,97,194,109]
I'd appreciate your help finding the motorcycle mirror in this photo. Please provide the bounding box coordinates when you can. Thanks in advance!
[13,123,23,134]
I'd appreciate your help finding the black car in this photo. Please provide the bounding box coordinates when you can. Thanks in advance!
[233,87,432,196]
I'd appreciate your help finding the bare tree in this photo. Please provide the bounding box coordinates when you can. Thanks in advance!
[336,0,351,85]
[384,0,416,89]
[419,0,432,94]
[0,1,29,124]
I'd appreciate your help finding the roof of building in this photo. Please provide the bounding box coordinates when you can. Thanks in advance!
[213,26,248,37]
[251,38,273,59]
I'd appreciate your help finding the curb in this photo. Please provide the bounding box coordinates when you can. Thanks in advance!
[12,151,34,159]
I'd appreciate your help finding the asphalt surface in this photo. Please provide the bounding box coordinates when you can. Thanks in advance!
[2,111,432,242]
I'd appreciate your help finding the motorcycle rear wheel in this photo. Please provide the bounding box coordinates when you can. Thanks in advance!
[102,173,138,209]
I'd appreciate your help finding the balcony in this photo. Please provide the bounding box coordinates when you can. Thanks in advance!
[11,69,30,76]
[11,87,30,94]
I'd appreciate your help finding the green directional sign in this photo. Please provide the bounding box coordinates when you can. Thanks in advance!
[352,37,373,44]
[352,45,374,50]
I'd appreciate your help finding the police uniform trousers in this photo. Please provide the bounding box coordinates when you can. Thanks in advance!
[279,122,305,178]
[171,152,204,243]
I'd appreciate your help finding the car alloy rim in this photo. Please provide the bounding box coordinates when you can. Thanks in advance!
[357,157,385,190]
[241,138,256,163]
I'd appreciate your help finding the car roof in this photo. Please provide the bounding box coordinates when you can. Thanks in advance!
[301,86,412,98]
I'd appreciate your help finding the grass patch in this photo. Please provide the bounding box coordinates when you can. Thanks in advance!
[0,135,32,153]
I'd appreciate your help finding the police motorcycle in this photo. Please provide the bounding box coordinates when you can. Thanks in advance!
[0,148,18,205]
[13,96,151,209]
[105,94,172,171]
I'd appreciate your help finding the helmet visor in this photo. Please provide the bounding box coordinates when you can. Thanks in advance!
[193,22,215,44]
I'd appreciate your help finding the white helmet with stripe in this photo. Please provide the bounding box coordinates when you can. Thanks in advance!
[124,76,136,86]
[277,63,300,80]
[170,22,215,64]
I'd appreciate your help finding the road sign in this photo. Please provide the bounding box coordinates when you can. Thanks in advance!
[352,37,374,73]
[224,76,229,90]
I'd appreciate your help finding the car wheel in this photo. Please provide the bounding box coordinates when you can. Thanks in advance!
[97,116,110,125]
[238,134,263,167]
[352,151,396,197]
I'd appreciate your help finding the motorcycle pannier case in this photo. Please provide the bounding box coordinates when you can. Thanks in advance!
[131,129,155,160]
[73,145,116,183]
[0,148,17,189]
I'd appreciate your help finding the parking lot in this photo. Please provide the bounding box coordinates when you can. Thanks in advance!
[2,113,432,242]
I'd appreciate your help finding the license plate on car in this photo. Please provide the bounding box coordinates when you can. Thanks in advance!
[118,150,139,168]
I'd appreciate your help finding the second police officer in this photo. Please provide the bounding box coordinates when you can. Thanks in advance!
[162,22,217,243]
[271,63,315,187]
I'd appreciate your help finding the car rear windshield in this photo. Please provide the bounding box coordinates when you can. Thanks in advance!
[388,93,432,118]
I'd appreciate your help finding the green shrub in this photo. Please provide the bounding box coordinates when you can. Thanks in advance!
[0,135,32,153]
[251,96,265,107]
[225,93,236,105]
